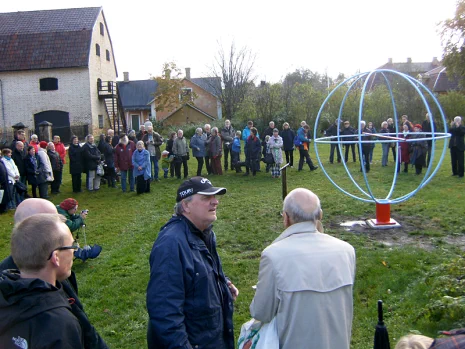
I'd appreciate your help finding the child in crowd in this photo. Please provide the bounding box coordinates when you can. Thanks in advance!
[231,131,242,173]
[161,150,173,179]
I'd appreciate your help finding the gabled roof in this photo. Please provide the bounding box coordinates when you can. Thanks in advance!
[377,59,440,75]
[421,66,461,93]
[118,80,158,110]
[189,77,221,97]
[0,7,115,72]
[164,103,215,121]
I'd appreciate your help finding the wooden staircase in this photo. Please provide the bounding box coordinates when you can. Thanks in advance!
[97,81,127,133]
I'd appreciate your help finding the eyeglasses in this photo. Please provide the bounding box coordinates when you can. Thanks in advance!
[47,241,80,260]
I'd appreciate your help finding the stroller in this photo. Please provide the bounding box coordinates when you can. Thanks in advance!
[73,224,102,262]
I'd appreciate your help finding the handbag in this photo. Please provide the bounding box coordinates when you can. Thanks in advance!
[96,163,104,176]
[238,317,279,349]
[264,153,274,164]
[14,181,27,194]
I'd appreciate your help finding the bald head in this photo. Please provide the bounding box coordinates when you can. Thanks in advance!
[14,198,57,224]
[283,188,322,227]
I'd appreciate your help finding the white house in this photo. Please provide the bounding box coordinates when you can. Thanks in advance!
[0,7,120,142]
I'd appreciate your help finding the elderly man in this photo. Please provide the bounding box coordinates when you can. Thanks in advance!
[0,213,84,348]
[114,133,136,192]
[220,119,235,171]
[250,188,356,349]
[0,198,108,348]
[142,126,163,181]
[204,123,212,175]
[449,116,465,178]
[82,134,102,191]
[147,177,238,349]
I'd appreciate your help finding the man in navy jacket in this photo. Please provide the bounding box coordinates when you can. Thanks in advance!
[147,177,238,349]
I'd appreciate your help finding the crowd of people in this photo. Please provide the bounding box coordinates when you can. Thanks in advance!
[1,113,463,213]
[323,113,465,177]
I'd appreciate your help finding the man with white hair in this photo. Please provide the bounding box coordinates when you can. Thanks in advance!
[250,188,356,349]
[221,119,235,171]
[449,116,465,178]
[142,126,163,181]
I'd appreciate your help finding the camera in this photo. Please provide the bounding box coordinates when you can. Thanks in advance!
[81,209,89,214]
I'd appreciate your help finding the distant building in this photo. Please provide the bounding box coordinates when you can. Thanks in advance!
[117,72,158,132]
[368,57,441,90]
[153,68,222,126]
[419,66,462,94]
[0,7,121,142]
[119,68,223,128]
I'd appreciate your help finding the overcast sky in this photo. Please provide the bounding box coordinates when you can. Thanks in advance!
[1,0,458,83]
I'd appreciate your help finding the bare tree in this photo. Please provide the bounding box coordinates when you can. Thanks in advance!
[208,42,256,120]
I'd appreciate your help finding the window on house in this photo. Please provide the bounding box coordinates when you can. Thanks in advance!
[100,22,104,36]
[180,88,193,102]
[96,44,100,56]
[98,115,104,129]
[39,78,58,91]
[97,78,102,91]
[106,49,110,62]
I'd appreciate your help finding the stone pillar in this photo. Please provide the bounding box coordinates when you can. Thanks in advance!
[38,121,53,142]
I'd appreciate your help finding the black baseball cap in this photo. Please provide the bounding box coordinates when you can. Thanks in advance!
[176,177,227,202]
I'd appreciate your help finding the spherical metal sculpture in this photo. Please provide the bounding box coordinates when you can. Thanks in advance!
[313,69,450,228]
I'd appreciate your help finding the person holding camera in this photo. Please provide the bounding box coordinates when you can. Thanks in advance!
[56,198,101,262]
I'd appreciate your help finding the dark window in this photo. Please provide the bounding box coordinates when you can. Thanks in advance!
[39,78,58,91]
[98,115,104,129]
[100,22,104,36]
[106,49,110,62]
[96,44,100,56]
[180,88,193,102]
[97,78,102,90]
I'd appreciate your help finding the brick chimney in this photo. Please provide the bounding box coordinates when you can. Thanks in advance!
[123,72,129,82]
[185,67,191,79]
[388,58,393,64]
[164,69,171,79]
[260,80,266,87]
[407,57,412,64]
[432,57,440,66]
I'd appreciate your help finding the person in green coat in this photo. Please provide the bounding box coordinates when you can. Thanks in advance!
[56,198,102,262]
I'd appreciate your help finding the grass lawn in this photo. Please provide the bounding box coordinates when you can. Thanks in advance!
[1,141,464,348]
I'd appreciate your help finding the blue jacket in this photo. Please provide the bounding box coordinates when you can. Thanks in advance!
[132,149,151,180]
[147,216,234,349]
[231,137,241,153]
[242,126,259,143]
[189,134,207,158]
[297,127,311,149]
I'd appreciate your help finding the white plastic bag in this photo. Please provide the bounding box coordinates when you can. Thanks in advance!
[237,317,278,349]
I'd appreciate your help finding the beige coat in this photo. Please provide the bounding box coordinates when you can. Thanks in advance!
[250,221,356,349]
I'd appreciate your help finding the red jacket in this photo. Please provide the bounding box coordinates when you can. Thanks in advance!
[54,142,66,164]
[114,141,136,170]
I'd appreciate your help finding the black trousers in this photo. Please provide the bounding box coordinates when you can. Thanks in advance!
[51,170,62,193]
[329,143,341,163]
[391,144,397,162]
[175,156,189,178]
[284,150,294,167]
[72,173,82,192]
[345,144,356,162]
[298,148,316,170]
[223,146,233,170]
[205,156,212,174]
[195,157,204,176]
[451,147,464,177]
[136,175,150,194]
[359,147,371,172]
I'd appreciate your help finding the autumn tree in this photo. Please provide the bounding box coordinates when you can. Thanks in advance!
[208,42,256,120]
[152,62,196,113]
[441,0,465,86]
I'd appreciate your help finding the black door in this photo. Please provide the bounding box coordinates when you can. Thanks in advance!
[34,110,71,143]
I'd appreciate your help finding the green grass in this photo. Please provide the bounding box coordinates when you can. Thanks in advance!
[1,142,464,348]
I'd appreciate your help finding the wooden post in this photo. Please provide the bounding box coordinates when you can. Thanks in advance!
[281,163,290,201]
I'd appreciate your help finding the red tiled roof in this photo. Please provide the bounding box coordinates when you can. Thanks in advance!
[0,7,101,72]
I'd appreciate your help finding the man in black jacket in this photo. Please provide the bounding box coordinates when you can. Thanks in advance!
[326,119,342,164]
[220,119,235,171]
[0,213,83,348]
[449,116,465,178]
[0,198,108,349]
[82,134,102,191]
[12,141,27,201]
